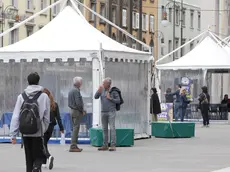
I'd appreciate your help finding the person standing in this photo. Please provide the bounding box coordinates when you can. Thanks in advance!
[179,88,190,122]
[68,76,85,152]
[165,84,182,121]
[42,88,64,170]
[198,86,210,127]
[150,88,161,122]
[10,72,50,172]
[94,77,120,151]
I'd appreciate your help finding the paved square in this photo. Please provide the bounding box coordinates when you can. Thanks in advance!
[1,123,230,172]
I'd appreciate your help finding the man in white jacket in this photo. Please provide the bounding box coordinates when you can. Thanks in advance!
[10,72,50,172]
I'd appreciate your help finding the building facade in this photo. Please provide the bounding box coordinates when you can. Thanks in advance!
[157,0,201,61]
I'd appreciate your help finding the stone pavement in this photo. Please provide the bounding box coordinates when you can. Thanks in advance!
[1,124,230,172]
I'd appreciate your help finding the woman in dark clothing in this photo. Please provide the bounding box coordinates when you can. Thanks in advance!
[179,88,190,122]
[150,88,161,121]
[198,86,210,127]
[165,88,174,103]
[42,88,64,170]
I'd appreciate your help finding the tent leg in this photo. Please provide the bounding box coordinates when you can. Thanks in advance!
[147,60,152,136]
[202,69,207,86]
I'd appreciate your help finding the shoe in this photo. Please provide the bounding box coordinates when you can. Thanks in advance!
[42,164,47,168]
[48,156,54,170]
[206,125,210,128]
[98,146,109,151]
[109,146,116,151]
[32,167,41,172]
[69,145,83,152]
[201,125,206,128]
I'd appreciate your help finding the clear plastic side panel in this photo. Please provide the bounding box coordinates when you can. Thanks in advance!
[105,61,149,135]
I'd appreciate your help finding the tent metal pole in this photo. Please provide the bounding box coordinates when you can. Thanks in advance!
[73,0,151,52]
[156,30,207,64]
[0,0,64,38]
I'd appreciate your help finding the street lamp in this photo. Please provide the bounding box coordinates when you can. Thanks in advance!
[0,4,19,47]
[150,30,164,54]
[161,0,184,61]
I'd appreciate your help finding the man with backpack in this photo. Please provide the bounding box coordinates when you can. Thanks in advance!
[94,77,123,151]
[10,72,50,172]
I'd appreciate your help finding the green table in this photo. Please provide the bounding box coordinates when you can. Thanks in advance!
[152,122,195,138]
[90,128,134,147]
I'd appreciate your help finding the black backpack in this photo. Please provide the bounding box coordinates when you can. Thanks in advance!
[110,87,124,111]
[19,91,42,135]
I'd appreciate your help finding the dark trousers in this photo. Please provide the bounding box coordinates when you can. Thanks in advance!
[23,137,44,172]
[180,107,186,122]
[70,109,83,146]
[201,104,209,125]
[42,124,54,164]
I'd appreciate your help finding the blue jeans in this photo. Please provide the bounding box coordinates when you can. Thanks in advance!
[174,102,181,121]
[180,108,186,122]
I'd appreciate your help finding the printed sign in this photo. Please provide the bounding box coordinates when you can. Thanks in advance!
[158,103,173,121]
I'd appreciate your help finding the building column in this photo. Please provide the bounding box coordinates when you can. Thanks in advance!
[127,0,133,47]
[106,0,112,37]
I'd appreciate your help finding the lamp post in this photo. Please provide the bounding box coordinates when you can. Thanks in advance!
[161,0,184,61]
[0,4,18,47]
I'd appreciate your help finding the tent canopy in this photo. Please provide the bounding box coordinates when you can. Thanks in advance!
[156,35,230,70]
[0,6,151,62]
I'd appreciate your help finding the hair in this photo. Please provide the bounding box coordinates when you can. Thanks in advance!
[180,88,186,95]
[177,84,182,88]
[151,88,157,94]
[43,88,56,112]
[27,72,40,85]
[201,86,208,93]
[103,77,112,86]
[73,76,82,87]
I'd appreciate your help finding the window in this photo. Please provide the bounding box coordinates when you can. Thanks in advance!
[27,0,33,10]
[182,9,185,26]
[149,15,154,32]
[40,0,46,10]
[161,6,165,20]
[161,38,164,44]
[90,3,96,21]
[161,47,164,56]
[169,8,172,22]
[142,14,146,31]
[122,9,127,27]
[198,12,201,30]
[53,0,60,15]
[136,12,139,29]
[175,38,179,57]
[181,38,186,56]
[12,0,18,8]
[190,41,194,50]
[112,7,116,24]
[175,8,179,25]
[132,12,136,29]
[168,40,172,53]
[100,3,106,23]
[190,10,194,28]
[26,26,33,37]
[9,24,18,44]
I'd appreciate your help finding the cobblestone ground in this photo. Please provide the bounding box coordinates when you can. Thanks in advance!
[0,123,230,172]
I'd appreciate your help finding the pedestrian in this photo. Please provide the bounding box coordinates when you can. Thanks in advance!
[68,76,85,152]
[94,77,121,151]
[10,72,50,172]
[150,88,161,122]
[179,88,190,122]
[165,84,181,121]
[198,86,210,127]
[42,88,64,170]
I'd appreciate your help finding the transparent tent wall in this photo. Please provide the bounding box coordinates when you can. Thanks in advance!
[105,60,149,135]
[0,60,93,138]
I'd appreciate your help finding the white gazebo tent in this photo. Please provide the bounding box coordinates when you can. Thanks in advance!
[0,0,153,140]
[156,31,230,103]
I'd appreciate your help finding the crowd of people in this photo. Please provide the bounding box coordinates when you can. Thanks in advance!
[9,73,122,172]
[150,84,211,127]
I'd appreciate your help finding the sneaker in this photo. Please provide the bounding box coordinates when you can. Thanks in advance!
[42,164,47,168]
[109,146,116,151]
[69,145,83,152]
[98,146,109,151]
[32,167,41,172]
[206,125,210,128]
[48,156,54,170]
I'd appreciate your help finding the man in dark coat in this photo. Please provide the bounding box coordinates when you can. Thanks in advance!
[150,88,161,121]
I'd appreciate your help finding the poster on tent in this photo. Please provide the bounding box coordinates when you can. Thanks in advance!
[158,103,173,121]
[181,77,193,101]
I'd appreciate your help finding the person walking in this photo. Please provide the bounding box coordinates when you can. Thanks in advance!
[150,88,161,122]
[179,88,190,122]
[10,72,50,172]
[42,88,64,170]
[94,77,121,151]
[198,86,210,127]
[68,76,85,152]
